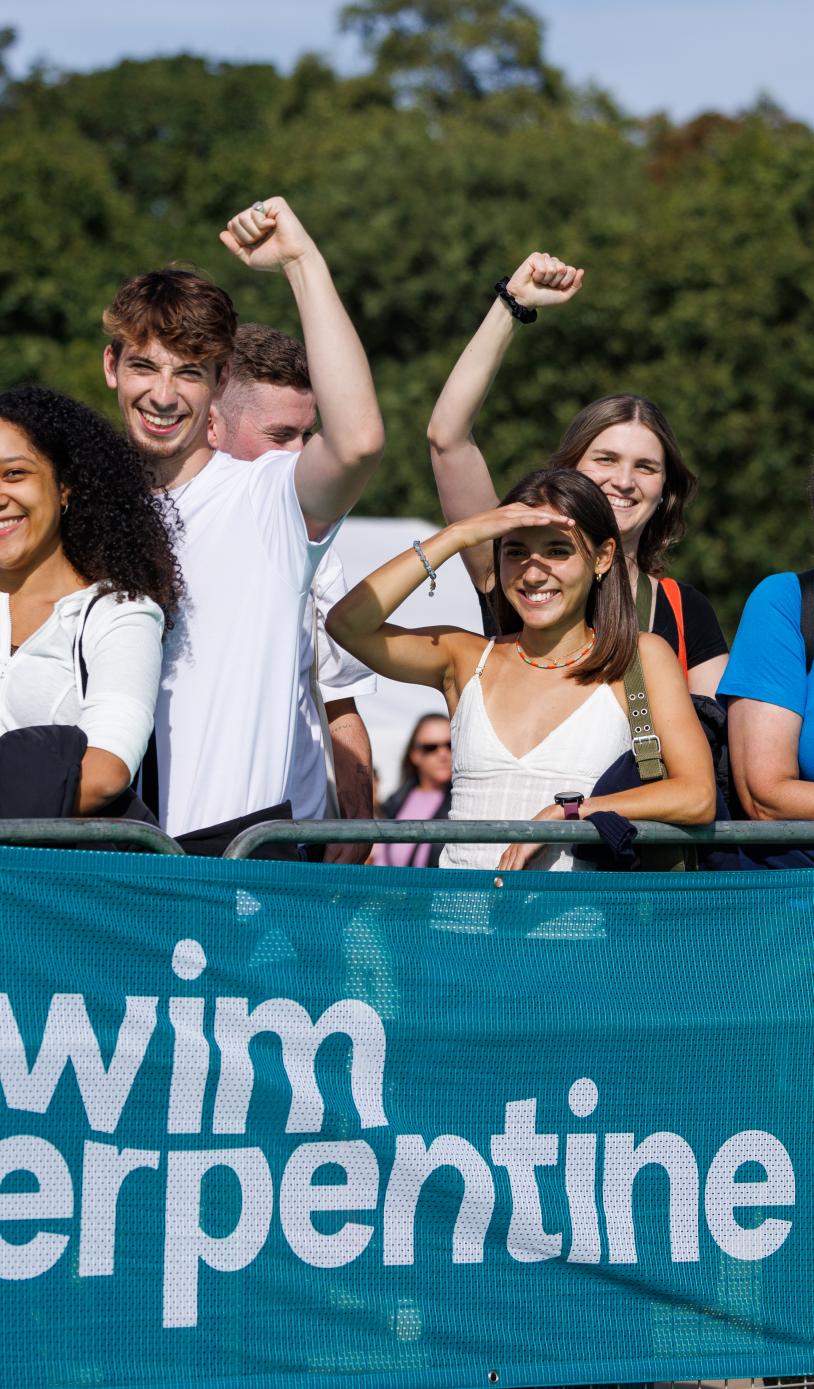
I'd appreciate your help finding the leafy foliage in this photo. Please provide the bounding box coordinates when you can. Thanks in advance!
[0,10,812,630]
[340,0,566,107]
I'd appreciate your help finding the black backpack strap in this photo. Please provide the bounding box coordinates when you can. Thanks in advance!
[799,569,814,673]
[74,591,106,698]
[140,731,159,818]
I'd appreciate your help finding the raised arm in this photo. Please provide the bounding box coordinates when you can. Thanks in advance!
[325,503,572,696]
[220,197,384,536]
[428,253,584,591]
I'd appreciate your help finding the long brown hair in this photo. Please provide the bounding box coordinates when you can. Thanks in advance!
[547,394,695,576]
[490,468,638,686]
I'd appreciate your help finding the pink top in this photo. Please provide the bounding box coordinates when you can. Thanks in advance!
[376,786,446,867]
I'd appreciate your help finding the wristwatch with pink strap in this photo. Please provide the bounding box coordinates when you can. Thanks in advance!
[554,791,585,820]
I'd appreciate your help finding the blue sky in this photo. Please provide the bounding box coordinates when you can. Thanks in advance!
[4,0,813,126]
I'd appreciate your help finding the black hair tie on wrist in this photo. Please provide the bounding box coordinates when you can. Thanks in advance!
[494,276,538,324]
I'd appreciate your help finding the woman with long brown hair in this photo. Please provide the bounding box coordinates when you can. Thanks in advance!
[327,468,714,872]
[428,252,727,697]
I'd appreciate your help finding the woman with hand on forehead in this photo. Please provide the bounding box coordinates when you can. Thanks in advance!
[327,467,715,872]
[427,252,728,698]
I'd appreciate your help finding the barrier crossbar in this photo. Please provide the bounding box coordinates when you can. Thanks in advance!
[0,817,184,854]
[222,816,814,859]
[0,817,813,863]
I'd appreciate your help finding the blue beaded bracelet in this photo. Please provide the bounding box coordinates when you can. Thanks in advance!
[412,539,437,597]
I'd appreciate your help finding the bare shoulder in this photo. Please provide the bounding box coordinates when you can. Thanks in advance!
[448,626,499,660]
[445,626,499,679]
[637,630,682,676]
[404,623,494,666]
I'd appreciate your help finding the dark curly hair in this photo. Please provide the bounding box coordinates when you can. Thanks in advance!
[0,385,183,622]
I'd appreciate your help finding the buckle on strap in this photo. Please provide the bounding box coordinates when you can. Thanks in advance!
[633,732,662,757]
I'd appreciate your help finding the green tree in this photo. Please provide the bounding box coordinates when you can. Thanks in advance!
[0,12,812,632]
[340,0,565,107]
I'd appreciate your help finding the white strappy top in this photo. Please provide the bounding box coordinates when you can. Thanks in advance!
[439,639,632,871]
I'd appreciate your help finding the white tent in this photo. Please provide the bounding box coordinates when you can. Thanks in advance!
[332,517,483,798]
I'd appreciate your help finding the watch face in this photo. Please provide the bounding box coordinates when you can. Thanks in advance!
[555,791,584,820]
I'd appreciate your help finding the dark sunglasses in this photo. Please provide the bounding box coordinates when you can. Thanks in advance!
[414,740,452,754]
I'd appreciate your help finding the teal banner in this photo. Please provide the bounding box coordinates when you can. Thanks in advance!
[0,847,812,1388]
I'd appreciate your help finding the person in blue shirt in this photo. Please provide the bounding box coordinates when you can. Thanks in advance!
[718,574,814,819]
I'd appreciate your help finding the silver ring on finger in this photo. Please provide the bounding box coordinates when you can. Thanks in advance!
[252,200,266,213]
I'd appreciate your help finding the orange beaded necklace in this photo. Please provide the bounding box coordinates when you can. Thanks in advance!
[514,629,596,670]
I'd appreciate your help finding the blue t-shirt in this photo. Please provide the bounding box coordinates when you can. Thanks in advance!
[718,572,814,780]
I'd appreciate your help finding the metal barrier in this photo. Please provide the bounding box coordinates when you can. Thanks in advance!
[0,816,813,864]
[0,811,805,866]
[222,817,814,859]
[0,818,184,854]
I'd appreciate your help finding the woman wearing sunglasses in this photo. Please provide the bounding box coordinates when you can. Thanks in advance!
[376,713,452,866]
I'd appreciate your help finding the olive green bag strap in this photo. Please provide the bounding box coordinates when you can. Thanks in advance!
[623,647,666,782]
[623,644,692,872]
[635,570,654,632]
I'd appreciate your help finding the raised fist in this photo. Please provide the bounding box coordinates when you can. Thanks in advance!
[505,252,584,310]
[219,196,317,272]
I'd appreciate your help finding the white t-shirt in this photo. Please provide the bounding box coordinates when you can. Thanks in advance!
[289,547,377,821]
[158,449,338,836]
[0,586,164,778]
[313,548,376,703]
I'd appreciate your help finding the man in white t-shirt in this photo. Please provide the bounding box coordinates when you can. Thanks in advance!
[208,323,376,863]
[102,196,384,841]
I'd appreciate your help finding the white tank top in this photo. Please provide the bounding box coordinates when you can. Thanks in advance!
[439,639,632,871]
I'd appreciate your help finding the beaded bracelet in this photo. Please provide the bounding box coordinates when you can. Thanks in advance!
[412,540,437,596]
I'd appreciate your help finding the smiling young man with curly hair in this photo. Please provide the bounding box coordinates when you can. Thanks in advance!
[103,197,384,845]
